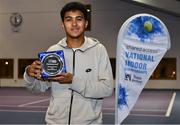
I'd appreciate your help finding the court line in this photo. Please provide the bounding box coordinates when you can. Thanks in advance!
[0,106,166,112]
[18,98,49,107]
[0,109,164,117]
[0,105,48,110]
[0,104,21,107]
[18,105,47,108]
[165,92,176,117]
[103,107,114,110]
[103,108,166,112]
[0,109,115,115]
[103,112,114,115]
[132,109,166,112]
[0,109,46,113]
[0,95,49,97]
[130,113,165,117]
[0,104,47,108]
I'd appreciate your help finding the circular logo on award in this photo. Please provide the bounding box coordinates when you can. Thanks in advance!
[42,54,63,76]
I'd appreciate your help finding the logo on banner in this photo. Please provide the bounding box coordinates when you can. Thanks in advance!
[127,16,165,42]
[125,73,131,81]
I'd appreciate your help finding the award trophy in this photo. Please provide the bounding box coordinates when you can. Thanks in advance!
[38,50,66,78]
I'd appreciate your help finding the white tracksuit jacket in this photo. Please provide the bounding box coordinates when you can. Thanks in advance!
[24,36,114,124]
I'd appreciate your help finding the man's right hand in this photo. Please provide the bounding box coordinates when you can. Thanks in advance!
[27,60,42,80]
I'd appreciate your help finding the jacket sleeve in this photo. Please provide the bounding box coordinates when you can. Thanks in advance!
[23,66,51,93]
[70,45,114,98]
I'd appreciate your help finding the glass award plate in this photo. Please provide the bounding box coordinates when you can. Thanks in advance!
[38,50,66,78]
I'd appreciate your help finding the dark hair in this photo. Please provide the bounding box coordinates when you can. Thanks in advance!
[60,2,87,21]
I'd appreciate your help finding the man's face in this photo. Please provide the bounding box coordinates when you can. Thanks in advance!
[62,10,88,39]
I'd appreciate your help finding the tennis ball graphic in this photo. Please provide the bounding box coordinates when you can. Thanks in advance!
[144,21,153,32]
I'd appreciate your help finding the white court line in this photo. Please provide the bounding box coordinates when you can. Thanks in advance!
[103,112,114,115]
[130,113,165,117]
[165,92,176,117]
[0,95,46,97]
[19,105,47,108]
[0,109,164,117]
[104,104,172,116]
[130,110,166,117]
[0,109,115,115]
[104,113,165,117]
[0,104,47,108]
[103,107,114,110]
[0,109,46,113]
[0,104,19,107]
[132,109,166,112]
[18,98,49,107]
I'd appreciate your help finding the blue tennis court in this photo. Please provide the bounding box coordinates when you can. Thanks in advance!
[0,88,179,124]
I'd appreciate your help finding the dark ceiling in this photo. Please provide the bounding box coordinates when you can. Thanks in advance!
[121,0,180,17]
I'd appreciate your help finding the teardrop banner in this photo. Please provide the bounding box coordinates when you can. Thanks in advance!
[115,14,171,124]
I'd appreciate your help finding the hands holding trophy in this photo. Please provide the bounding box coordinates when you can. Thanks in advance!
[27,50,73,84]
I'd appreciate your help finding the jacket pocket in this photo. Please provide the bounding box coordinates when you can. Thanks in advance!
[47,100,58,115]
[72,97,100,122]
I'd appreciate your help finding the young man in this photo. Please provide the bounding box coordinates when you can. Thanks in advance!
[24,2,114,124]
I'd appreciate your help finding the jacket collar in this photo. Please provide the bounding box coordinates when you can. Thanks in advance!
[57,36,99,52]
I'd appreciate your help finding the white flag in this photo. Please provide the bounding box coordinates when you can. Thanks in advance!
[115,14,171,124]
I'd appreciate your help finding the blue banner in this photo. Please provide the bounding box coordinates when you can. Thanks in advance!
[115,14,170,124]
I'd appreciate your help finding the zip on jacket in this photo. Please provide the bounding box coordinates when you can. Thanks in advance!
[68,49,76,124]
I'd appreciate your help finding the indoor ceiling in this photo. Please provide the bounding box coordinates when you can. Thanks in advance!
[121,0,180,17]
